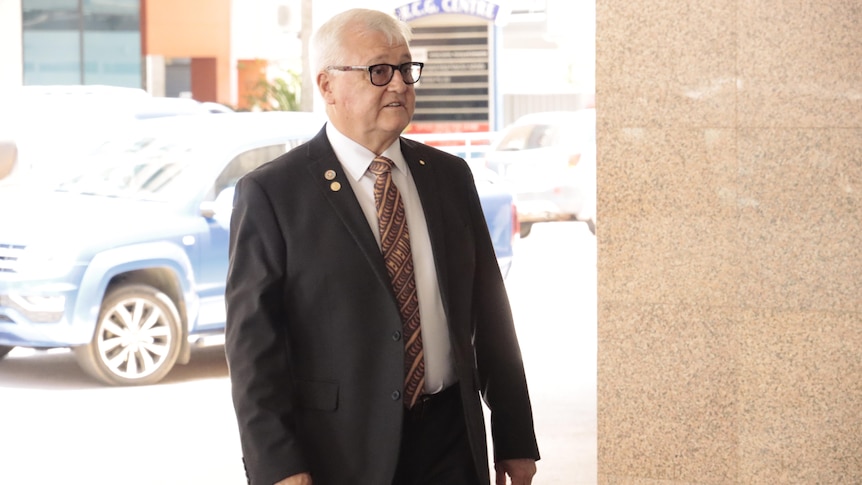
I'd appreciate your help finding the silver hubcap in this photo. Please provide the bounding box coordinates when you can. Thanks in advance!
[97,297,172,379]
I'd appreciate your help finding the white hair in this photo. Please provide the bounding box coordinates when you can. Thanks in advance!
[311,8,413,74]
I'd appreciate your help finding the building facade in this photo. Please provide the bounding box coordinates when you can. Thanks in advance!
[597,1,862,482]
[2,0,233,104]
[1,0,592,126]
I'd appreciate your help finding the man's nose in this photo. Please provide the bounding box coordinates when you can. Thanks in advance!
[387,70,409,92]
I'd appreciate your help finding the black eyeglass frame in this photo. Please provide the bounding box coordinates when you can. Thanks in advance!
[326,62,424,86]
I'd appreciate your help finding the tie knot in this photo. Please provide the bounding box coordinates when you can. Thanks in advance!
[369,156,395,176]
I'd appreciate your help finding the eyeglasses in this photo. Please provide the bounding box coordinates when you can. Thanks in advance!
[326,62,424,86]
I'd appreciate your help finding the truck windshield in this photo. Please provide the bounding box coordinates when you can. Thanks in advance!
[56,136,198,201]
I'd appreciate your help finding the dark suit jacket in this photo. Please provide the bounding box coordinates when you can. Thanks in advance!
[224,126,539,485]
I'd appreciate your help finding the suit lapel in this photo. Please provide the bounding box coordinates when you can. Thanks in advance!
[303,129,391,290]
[400,138,452,309]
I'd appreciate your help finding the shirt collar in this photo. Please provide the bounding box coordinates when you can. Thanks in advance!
[325,122,407,182]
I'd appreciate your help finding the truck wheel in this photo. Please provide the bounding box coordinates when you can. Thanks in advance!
[519,222,534,238]
[75,284,182,386]
[0,345,14,360]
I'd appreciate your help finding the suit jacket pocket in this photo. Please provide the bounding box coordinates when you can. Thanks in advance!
[296,379,339,411]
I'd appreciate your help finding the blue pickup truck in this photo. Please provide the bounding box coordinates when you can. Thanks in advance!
[0,112,517,385]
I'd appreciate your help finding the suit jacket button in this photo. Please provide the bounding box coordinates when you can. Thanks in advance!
[392,330,402,341]
[391,390,401,401]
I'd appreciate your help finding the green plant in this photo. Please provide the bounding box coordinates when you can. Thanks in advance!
[247,70,301,111]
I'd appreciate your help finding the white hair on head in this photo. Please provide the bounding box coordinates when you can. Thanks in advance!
[311,8,413,74]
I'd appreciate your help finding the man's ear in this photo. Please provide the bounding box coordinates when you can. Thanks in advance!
[317,71,336,105]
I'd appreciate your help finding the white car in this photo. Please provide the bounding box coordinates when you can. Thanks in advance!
[0,85,229,188]
[483,109,596,236]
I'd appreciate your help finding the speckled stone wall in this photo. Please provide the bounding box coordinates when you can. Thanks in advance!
[596,1,861,483]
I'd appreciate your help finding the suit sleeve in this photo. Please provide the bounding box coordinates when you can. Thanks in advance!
[462,164,541,462]
[224,175,308,485]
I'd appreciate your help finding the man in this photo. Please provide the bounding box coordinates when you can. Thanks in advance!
[225,8,539,485]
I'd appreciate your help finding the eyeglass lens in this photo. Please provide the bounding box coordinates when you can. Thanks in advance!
[369,63,421,86]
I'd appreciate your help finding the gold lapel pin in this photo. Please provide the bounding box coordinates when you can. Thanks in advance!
[324,169,337,180]
[419,160,426,165]
[330,181,342,192]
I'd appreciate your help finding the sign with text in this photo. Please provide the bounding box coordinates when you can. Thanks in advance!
[408,23,492,132]
[395,0,501,22]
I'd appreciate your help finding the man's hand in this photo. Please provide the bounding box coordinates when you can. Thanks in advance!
[274,472,312,485]
[495,459,537,485]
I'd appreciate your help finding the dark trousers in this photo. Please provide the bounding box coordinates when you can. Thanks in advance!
[392,384,482,485]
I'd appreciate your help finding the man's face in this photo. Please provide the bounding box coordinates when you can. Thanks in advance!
[318,28,416,152]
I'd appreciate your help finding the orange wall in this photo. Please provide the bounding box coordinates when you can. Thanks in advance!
[237,59,268,111]
[144,0,231,104]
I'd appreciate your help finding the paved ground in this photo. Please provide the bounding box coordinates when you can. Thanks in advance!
[0,221,597,484]
[504,221,597,484]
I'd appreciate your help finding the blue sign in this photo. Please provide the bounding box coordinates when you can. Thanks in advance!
[395,0,501,22]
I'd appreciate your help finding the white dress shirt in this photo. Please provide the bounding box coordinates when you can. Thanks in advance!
[325,123,456,394]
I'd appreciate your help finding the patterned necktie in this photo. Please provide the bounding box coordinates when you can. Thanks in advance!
[369,156,425,408]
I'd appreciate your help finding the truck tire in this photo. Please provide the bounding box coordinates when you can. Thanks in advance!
[0,345,13,360]
[74,284,182,386]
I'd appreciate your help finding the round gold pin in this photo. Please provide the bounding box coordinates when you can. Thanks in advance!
[330,181,342,192]
[419,160,426,165]
[324,170,337,180]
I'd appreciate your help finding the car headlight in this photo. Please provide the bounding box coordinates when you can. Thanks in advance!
[13,244,81,279]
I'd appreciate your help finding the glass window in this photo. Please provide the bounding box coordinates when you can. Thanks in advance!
[83,31,141,87]
[494,124,534,151]
[22,0,81,30]
[22,0,141,87]
[23,0,82,84]
[83,0,140,31]
[83,0,141,86]
[23,31,81,84]
[530,124,555,149]
[209,145,291,201]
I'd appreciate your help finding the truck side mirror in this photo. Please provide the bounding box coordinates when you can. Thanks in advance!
[200,186,235,225]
